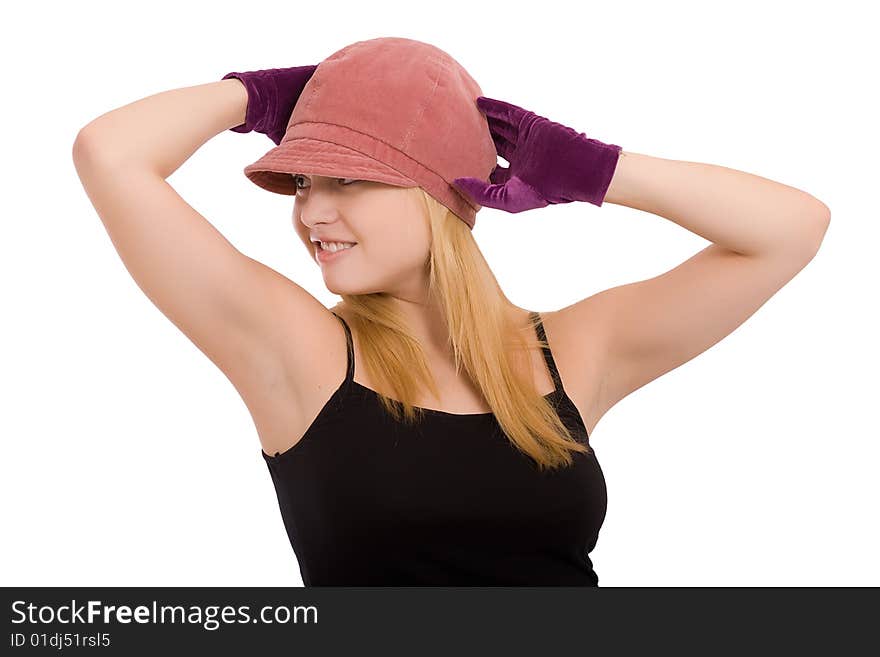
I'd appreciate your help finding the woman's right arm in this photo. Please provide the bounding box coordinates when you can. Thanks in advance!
[71,80,338,419]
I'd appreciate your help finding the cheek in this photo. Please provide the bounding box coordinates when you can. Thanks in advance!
[372,238,428,266]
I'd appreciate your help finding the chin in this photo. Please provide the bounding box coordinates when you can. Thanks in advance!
[325,279,385,296]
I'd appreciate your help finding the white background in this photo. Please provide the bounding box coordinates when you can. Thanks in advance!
[2,0,876,587]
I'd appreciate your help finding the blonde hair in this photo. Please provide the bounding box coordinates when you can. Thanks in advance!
[335,186,591,471]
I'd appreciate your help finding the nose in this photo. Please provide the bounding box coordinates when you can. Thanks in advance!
[296,209,356,249]
[295,186,352,223]
[295,192,340,224]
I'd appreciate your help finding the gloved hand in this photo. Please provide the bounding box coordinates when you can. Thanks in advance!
[453,96,623,212]
[221,65,318,146]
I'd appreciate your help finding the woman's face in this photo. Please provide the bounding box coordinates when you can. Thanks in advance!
[292,173,431,298]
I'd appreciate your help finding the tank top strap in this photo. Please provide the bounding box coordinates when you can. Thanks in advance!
[330,311,355,384]
[530,311,564,396]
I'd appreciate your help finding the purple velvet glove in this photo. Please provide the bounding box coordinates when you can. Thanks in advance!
[453,96,623,212]
[221,65,318,146]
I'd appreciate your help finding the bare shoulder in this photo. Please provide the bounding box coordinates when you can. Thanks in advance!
[539,298,614,436]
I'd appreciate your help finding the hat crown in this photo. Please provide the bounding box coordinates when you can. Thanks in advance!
[287,37,492,172]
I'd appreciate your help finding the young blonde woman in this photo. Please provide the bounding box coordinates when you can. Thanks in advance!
[72,37,830,586]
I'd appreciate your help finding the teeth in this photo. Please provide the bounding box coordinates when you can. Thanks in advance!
[320,241,356,253]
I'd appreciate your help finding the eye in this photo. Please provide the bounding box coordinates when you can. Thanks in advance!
[292,175,358,191]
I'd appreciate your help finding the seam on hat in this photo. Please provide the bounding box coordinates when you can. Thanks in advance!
[301,66,322,116]
[290,122,417,163]
[290,122,450,186]
[401,54,442,152]
[260,153,414,181]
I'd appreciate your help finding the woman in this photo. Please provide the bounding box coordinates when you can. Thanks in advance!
[72,37,829,586]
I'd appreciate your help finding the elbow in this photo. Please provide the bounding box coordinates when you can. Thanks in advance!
[72,124,103,163]
[73,123,116,167]
[799,200,831,260]
[72,126,97,169]
[813,198,831,244]
[814,198,831,225]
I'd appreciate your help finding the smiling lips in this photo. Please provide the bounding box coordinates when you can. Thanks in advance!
[316,241,357,263]
[317,241,356,252]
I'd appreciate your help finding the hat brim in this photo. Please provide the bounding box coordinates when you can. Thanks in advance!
[243,137,420,195]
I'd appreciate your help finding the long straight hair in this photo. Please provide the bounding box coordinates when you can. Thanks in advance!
[336,187,591,471]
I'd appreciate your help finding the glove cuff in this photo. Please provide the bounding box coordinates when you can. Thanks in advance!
[221,71,272,136]
[572,138,623,207]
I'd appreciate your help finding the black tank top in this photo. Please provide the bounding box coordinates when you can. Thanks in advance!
[261,311,608,586]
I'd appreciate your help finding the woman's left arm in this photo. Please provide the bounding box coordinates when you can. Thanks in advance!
[560,150,830,425]
[604,151,830,257]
